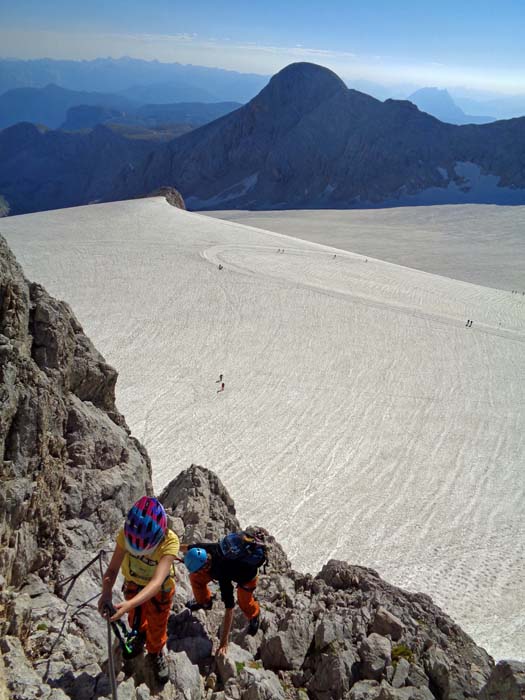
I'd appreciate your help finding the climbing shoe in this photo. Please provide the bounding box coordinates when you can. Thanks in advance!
[186,598,213,612]
[150,650,169,683]
[247,614,260,636]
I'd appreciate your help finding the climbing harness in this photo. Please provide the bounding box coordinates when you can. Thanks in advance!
[103,603,144,658]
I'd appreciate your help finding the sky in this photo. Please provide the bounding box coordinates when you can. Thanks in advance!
[0,0,524,93]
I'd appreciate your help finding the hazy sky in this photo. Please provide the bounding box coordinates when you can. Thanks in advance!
[1,0,524,93]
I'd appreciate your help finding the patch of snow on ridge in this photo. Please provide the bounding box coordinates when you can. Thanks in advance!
[187,173,259,209]
[3,198,525,662]
[382,162,525,207]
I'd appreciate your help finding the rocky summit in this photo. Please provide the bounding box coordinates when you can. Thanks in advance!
[0,234,524,699]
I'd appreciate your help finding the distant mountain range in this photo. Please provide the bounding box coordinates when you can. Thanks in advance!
[453,92,525,121]
[61,101,241,132]
[0,82,242,130]
[2,63,525,215]
[0,57,269,103]
[111,63,525,210]
[0,84,136,129]
[407,88,495,125]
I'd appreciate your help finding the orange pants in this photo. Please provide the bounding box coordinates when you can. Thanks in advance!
[123,582,175,654]
[189,570,259,619]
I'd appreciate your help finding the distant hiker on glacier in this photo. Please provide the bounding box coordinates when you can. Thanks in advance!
[98,497,179,682]
[181,528,268,656]
[217,381,225,393]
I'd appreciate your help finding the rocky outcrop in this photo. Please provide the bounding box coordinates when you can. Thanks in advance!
[478,660,525,699]
[138,187,186,210]
[0,236,520,700]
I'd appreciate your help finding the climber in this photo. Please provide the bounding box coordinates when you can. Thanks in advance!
[181,530,266,656]
[98,496,180,682]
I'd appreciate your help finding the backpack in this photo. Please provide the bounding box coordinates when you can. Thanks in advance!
[218,528,268,569]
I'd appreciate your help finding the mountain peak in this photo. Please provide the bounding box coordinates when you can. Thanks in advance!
[253,62,347,112]
[408,87,466,122]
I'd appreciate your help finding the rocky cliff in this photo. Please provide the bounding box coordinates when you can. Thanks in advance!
[0,236,523,700]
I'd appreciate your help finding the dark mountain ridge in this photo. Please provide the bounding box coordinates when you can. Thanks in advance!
[0,122,155,214]
[111,62,525,209]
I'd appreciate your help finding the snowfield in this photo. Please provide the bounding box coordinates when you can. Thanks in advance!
[205,204,525,291]
[2,198,524,661]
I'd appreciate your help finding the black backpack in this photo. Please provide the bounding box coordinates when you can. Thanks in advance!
[218,529,268,568]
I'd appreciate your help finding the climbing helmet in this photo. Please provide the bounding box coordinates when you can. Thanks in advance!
[184,548,208,573]
[124,496,167,555]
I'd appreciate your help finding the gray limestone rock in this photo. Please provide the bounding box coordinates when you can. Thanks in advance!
[160,464,240,543]
[392,658,411,688]
[348,680,382,700]
[135,684,151,700]
[167,651,203,700]
[260,610,315,670]
[0,636,44,700]
[314,617,352,651]
[377,685,435,699]
[215,643,253,684]
[238,666,285,700]
[141,187,186,210]
[371,608,406,642]
[306,648,358,699]
[406,664,430,689]
[360,634,392,681]
[478,660,525,700]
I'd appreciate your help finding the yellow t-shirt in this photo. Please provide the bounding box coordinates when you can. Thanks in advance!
[116,528,180,590]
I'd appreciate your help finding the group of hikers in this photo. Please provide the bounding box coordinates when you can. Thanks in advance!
[98,497,265,682]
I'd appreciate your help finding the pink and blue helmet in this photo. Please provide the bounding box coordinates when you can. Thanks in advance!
[124,496,167,555]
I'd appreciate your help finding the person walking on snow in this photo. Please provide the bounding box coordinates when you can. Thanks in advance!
[98,497,179,682]
[181,529,267,656]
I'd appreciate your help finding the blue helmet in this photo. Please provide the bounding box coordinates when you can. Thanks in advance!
[184,548,208,573]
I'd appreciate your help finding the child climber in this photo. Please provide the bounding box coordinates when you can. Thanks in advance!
[98,496,179,682]
[181,529,266,656]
